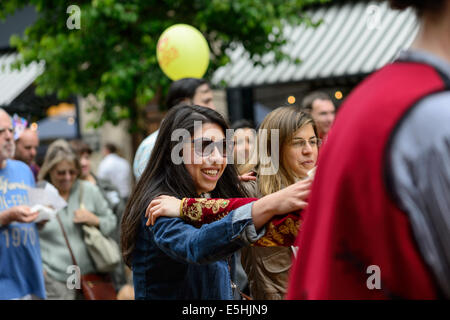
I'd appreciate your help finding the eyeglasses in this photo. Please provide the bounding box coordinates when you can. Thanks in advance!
[292,137,322,149]
[191,138,234,158]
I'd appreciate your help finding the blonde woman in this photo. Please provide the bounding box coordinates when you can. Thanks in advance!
[239,106,319,299]
[37,140,117,299]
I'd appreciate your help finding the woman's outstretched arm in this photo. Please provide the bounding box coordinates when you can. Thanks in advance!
[147,179,311,248]
[150,180,310,264]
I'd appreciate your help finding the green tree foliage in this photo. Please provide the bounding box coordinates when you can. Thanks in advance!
[0,0,327,130]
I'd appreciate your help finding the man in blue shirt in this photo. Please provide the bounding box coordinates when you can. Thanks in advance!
[0,108,46,300]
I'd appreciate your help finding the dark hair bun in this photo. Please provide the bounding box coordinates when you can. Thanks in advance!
[388,0,444,13]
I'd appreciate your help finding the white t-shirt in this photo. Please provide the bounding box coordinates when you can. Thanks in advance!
[132,130,159,180]
[97,153,132,199]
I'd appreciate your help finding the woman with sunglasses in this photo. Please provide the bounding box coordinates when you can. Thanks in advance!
[120,104,311,300]
[37,140,117,299]
[145,106,319,300]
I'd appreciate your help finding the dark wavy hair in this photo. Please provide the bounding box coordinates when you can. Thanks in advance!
[121,105,247,266]
[387,0,445,15]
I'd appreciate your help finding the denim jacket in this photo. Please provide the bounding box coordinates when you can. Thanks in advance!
[132,203,263,300]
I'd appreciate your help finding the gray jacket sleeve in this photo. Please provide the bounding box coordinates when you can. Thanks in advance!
[388,91,450,298]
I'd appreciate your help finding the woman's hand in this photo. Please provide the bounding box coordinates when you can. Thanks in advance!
[73,208,100,227]
[238,171,257,182]
[269,178,311,215]
[251,178,312,230]
[145,195,181,226]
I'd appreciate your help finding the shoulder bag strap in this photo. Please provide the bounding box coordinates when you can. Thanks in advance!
[56,213,79,266]
[78,181,85,210]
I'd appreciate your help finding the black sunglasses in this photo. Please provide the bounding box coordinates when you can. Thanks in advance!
[191,138,234,158]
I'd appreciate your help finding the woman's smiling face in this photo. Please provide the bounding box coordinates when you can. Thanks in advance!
[282,123,319,179]
[49,160,78,195]
[183,123,228,195]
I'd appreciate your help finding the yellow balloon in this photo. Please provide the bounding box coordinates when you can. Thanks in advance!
[156,24,210,80]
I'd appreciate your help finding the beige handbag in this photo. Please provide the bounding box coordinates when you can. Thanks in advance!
[79,182,121,273]
[56,214,117,300]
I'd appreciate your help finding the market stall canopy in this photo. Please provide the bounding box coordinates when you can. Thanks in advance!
[0,52,44,106]
[36,112,77,140]
[212,1,418,88]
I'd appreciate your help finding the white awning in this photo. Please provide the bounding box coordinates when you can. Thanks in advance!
[0,52,44,106]
[212,1,419,88]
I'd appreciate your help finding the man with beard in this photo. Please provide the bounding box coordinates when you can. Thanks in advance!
[0,109,45,300]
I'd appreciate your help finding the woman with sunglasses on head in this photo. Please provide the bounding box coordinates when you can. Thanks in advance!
[120,104,311,300]
[145,106,319,300]
[37,140,117,299]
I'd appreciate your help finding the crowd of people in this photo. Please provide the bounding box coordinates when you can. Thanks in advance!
[0,0,449,300]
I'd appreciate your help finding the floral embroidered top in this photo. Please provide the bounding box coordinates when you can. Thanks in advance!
[180,198,302,247]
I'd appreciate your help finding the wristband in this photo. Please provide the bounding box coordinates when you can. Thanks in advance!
[179,198,186,219]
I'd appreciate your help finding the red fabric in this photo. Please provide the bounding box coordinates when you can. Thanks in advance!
[253,212,302,247]
[182,198,257,227]
[287,62,444,300]
[181,198,302,246]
